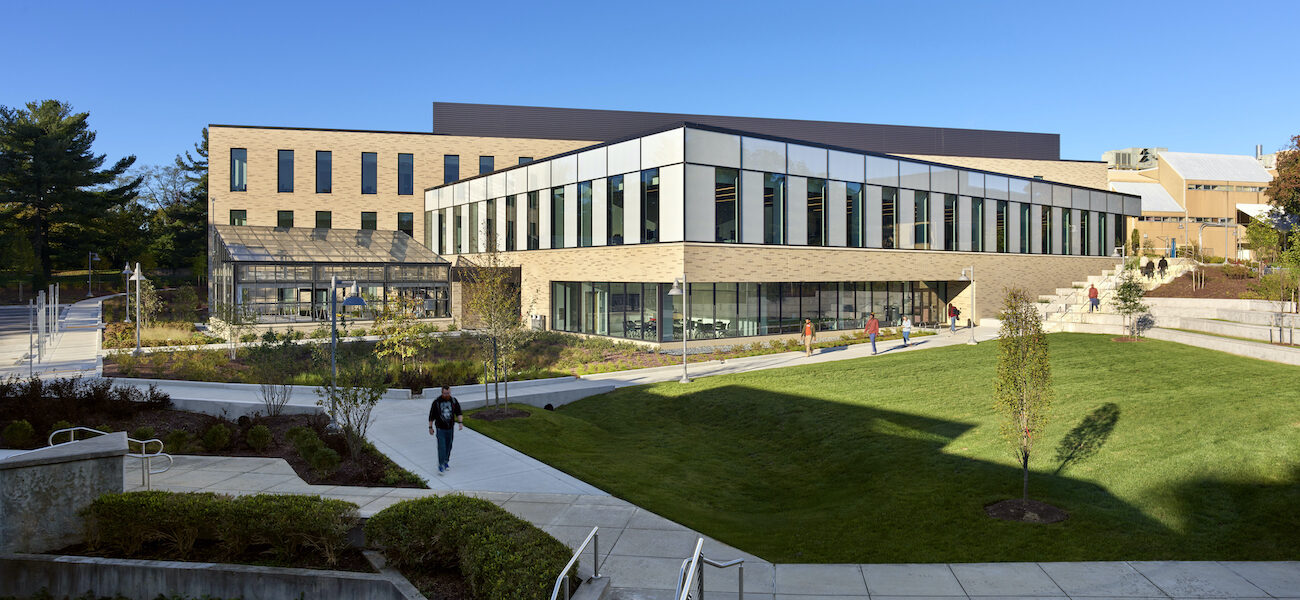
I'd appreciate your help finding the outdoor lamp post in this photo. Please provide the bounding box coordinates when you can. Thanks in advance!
[86,252,100,297]
[666,276,690,383]
[330,276,367,388]
[958,267,977,346]
[121,263,133,323]
[129,263,145,356]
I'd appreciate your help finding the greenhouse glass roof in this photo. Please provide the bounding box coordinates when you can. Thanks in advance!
[213,225,446,264]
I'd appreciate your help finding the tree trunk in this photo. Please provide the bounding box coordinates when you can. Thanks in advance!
[1022,451,1030,501]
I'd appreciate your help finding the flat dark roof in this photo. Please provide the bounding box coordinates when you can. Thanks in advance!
[431,102,1060,161]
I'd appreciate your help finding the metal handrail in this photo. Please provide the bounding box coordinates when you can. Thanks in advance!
[49,426,173,488]
[675,537,744,600]
[550,526,601,600]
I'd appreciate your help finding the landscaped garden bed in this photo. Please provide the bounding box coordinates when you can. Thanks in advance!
[0,377,424,488]
[468,333,1300,563]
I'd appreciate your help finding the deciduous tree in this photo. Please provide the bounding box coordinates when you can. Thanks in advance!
[994,288,1053,502]
[1111,268,1150,339]
[1264,134,1300,216]
[460,239,529,411]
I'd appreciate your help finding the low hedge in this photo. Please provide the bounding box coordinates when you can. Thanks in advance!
[365,495,573,600]
[82,491,358,566]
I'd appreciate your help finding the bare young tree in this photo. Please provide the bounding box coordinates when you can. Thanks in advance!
[208,300,257,360]
[1111,269,1150,340]
[994,288,1053,502]
[460,236,529,413]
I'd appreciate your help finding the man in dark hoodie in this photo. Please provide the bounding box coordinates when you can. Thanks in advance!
[427,385,463,475]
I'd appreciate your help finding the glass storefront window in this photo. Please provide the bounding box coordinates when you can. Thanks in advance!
[943,194,957,250]
[846,183,863,248]
[715,168,739,243]
[579,181,593,247]
[608,176,625,245]
[882,187,898,249]
[1081,211,1091,256]
[914,190,930,250]
[763,173,785,244]
[1061,209,1072,255]
[1041,208,1052,254]
[995,200,1008,253]
[807,178,826,246]
[1019,203,1031,253]
[505,195,517,251]
[641,169,660,243]
[551,187,565,249]
[453,205,462,253]
[970,198,984,252]
[527,191,540,250]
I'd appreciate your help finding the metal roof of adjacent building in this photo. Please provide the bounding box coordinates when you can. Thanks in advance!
[213,225,445,264]
[1110,181,1184,213]
[1158,151,1273,183]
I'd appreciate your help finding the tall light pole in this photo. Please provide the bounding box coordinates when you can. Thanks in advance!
[330,276,367,388]
[86,252,100,297]
[130,263,146,356]
[667,276,690,383]
[959,266,977,345]
[121,263,133,323]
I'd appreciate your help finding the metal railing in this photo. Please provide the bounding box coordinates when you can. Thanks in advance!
[49,426,173,488]
[550,526,602,600]
[675,537,745,600]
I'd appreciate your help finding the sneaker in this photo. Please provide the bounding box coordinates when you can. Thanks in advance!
[438,464,445,475]
[444,463,451,471]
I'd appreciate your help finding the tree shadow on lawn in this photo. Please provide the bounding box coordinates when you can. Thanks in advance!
[1054,403,1121,475]
[566,384,1299,563]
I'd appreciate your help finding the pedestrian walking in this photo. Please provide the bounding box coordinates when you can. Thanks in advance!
[1158,257,1168,277]
[865,313,880,355]
[801,318,816,357]
[948,304,960,333]
[1088,284,1100,313]
[901,316,913,347]
[427,385,463,475]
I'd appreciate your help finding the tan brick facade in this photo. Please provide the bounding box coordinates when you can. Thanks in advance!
[900,155,1110,190]
[208,126,593,248]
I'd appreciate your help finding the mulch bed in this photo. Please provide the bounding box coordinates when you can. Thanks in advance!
[1110,337,1146,343]
[52,540,374,573]
[469,407,531,422]
[984,499,1069,524]
[403,568,474,600]
[1145,268,1260,299]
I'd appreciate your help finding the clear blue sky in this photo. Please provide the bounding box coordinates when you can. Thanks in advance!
[6,0,1298,167]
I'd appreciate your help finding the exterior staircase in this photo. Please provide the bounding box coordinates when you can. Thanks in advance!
[1038,258,1194,332]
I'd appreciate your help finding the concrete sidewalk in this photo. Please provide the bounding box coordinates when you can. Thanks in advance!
[130,456,1300,599]
[0,297,102,379]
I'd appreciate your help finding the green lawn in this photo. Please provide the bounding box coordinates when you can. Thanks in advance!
[467,333,1300,563]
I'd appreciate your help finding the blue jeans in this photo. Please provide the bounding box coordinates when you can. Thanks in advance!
[436,427,455,467]
[950,317,957,332]
[869,333,877,353]
[902,331,911,344]
[1089,298,1099,312]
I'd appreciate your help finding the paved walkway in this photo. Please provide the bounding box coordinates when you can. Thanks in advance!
[0,297,102,379]
[128,456,1300,599]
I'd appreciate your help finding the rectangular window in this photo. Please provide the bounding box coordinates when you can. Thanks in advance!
[1041,209,1052,254]
[315,151,331,193]
[943,194,957,250]
[763,173,786,244]
[518,157,532,165]
[527,191,540,250]
[485,199,496,249]
[995,200,1008,253]
[913,190,930,250]
[846,183,863,247]
[715,168,739,243]
[424,210,433,249]
[229,148,247,192]
[479,156,494,174]
[397,153,413,195]
[1061,210,1072,255]
[1081,211,1091,255]
[277,210,293,228]
[360,212,377,230]
[505,195,517,251]
[641,169,660,243]
[551,187,565,248]
[1019,204,1031,253]
[229,209,247,226]
[608,175,625,245]
[444,155,459,184]
[807,178,827,246]
[882,187,898,249]
[579,181,594,247]
[970,198,984,252]
[361,152,377,194]
[1114,214,1125,253]
[453,205,462,252]
[277,150,293,193]
[468,203,479,252]
[315,211,331,229]
[438,209,447,255]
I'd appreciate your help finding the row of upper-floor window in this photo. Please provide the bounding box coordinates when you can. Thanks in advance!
[1186,184,1267,192]
[431,167,1125,257]
[1138,216,1234,224]
[228,209,414,237]
[227,149,535,194]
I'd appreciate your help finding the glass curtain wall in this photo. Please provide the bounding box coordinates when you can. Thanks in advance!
[551,187,565,249]
[527,191,540,250]
[882,187,898,249]
[995,200,1008,253]
[1081,212,1090,255]
[1041,209,1052,254]
[505,195,517,251]
[641,169,660,243]
[608,175,625,244]
[846,183,863,247]
[763,174,785,244]
[715,168,739,243]
[468,203,479,253]
[484,200,495,248]
[970,198,984,252]
[914,190,930,249]
[452,206,462,253]
[1061,210,1072,255]
[807,178,827,246]
[943,194,957,250]
[578,181,593,247]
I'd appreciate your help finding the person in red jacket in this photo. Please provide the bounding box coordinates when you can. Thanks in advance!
[801,318,816,357]
[865,312,880,355]
[948,303,960,333]
[1088,284,1100,313]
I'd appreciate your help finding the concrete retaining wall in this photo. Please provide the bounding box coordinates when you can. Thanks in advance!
[0,554,414,600]
[0,433,126,554]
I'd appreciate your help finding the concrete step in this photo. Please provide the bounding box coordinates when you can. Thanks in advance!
[1167,317,1299,344]
[1148,327,1300,366]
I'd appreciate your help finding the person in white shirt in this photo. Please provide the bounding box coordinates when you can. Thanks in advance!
[901,317,912,347]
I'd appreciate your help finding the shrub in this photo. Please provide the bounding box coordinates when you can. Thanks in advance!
[1223,264,1253,279]
[130,426,156,441]
[222,494,358,565]
[82,490,221,558]
[239,333,258,343]
[287,426,340,477]
[347,327,368,337]
[288,330,306,341]
[2,420,35,447]
[246,424,272,452]
[162,429,193,454]
[366,495,572,600]
[50,419,74,436]
[202,423,231,451]
[309,328,330,339]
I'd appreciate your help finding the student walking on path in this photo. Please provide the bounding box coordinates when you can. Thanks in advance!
[801,318,816,357]
[1158,257,1168,277]
[1088,284,1100,313]
[427,385,463,475]
[865,313,880,355]
[948,304,960,333]
[901,316,913,347]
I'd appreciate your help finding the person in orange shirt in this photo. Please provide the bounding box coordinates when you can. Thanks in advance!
[801,318,816,357]
[865,312,880,355]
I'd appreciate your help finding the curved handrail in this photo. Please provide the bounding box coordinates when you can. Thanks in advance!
[674,537,745,600]
[674,538,705,600]
[48,426,174,482]
[550,526,600,600]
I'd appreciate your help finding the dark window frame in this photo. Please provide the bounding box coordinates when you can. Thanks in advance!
[277,210,293,228]
[397,153,414,195]
[229,148,247,192]
[361,152,377,195]
[277,149,294,193]
[315,150,332,194]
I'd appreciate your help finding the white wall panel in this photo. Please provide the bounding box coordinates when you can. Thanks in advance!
[865,185,883,248]
[984,199,998,253]
[1050,207,1063,254]
[428,211,441,254]
[931,166,958,194]
[1008,202,1021,253]
[495,197,507,251]
[453,182,468,205]
[960,171,985,197]
[424,190,435,213]
[899,161,929,191]
[740,170,764,244]
[1072,188,1090,209]
[898,189,915,249]
[828,180,847,247]
[985,174,1009,200]
[1031,181,1051,206]
[641,129,685,170]
[741,137,786,173]
[657,164,685,242]
[538,189,552,250]
[577,148,607,182]
[957,196,972,252]
[1030,204,1043,254]
[506,169,526,195]
[623,175,641,244]
[607,140,640,176]
[828,150,865,183]
[515,196,528,251]
[469,178,487,203]
[487,173,505,199]
[930,191,946,250]
[592,179,608,247]
[787,175,807,245]
[684,164,715,242]
[1009,178,1031,204]
[563,183,578,248]
[684,129,740,168]
[527,163,550,192]
[866,157,898,187]
[787,144,828,178]
[1052,185,1071,208]
[552,155,578,187]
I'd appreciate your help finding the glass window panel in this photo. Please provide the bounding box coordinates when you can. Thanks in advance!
[518,156,532,165]
[1019,203,1031,253]
[551,187,565,248]
[609,282,627,339]
[469,203,479,253]
[737,283,760,337]
[361,212,377,230]
[229,209,246,226]
[398,212,414,238]
[277,150,293,193]
[398,153,413,195]
[505,195,517,251]
[438,209,447,255]
[780,283,802,334]
[527,191,540,250]
[641,169,660,243]
[1041,208,1052,254]
[643,284,658,341]
[970,198,984,252]
[479,156,494,175]
[1061,209,1072,255]
[760,283,780,335]
[763,173,786,244]
[807,178,826,246]
[316,151,331,193]
[315,210,331,229]
[995,200,1008,253]
[453,205,462,252]
[230,148,247,192]
[882,187,898,249]
[715,283,738,338]
[914,190,930,249]
[277,210,293,228]
[943,194,957,250]
[715,168,739,243]
[444,155,459,184]
[688,283,714,340]
[485,199,495,248]
[361,152,377,194]
[579,181,593,247]
[846,183,863,247]
[608,175,624,245]
[818,282,838,330]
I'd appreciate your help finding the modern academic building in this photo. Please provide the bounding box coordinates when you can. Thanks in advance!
[208,103,1141,342]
